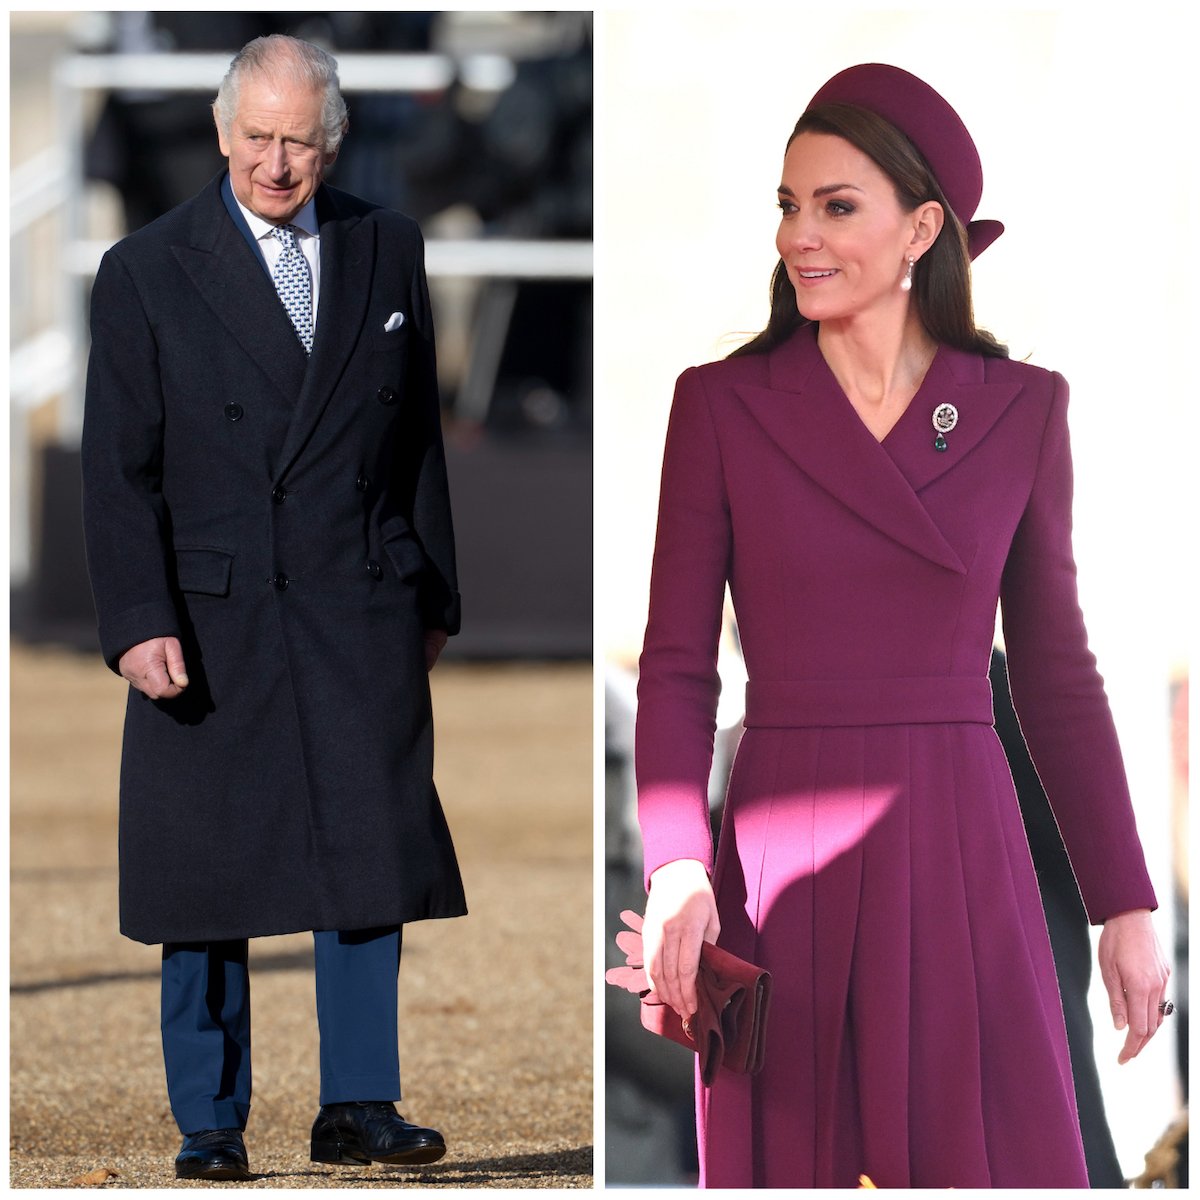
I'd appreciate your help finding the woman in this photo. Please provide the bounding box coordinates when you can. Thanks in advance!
[635,64,1170,1188]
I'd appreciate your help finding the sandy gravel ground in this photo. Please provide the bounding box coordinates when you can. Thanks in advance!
[9,643,593,1188]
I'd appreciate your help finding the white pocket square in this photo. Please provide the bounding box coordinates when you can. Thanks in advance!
[383,311,406,332]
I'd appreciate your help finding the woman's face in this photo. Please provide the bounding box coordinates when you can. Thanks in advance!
[776,131,928,327]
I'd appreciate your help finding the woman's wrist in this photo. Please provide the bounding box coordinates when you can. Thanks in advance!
[649,858,709,886]
[1103,908,1152,924]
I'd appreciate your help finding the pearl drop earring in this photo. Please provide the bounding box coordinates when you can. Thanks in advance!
[900,256,915,293]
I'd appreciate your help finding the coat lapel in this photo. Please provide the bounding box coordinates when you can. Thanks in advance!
[732,326,976,575]
[172,177,308,401]
[274,187,376,480]
[882,346,1022,493]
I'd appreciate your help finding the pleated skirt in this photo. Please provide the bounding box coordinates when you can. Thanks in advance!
[702,722,1091,1188]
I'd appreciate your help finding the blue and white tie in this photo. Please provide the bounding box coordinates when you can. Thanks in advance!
[271,225,313,355]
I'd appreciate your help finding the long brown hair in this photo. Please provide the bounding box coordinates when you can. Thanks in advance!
[730,103,1008,360]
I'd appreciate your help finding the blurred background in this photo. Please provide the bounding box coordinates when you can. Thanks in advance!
[599,8,1191,1189]
[9,10,592,1188]
[12,8,592,657]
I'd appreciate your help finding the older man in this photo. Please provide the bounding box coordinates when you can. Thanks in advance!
[81,35,465,1180]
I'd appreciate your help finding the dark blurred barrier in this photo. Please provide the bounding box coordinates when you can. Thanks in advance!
[26,444,92,637]
[15,429,590,660]
[445,433,590,659]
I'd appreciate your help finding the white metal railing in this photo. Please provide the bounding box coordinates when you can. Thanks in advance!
[10,149,70,235]
[55,51,519,95]
[10,49,592,584]
[62,237,593,281]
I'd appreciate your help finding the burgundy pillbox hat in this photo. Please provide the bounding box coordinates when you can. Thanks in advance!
[807,63,1004,260]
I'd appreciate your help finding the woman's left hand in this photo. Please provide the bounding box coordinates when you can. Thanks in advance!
[1098,908,1171,1064]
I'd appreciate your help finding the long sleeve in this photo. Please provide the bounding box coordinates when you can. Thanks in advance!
[635,366,732,887]
[81,248,181,671]
[999,372,1157,923]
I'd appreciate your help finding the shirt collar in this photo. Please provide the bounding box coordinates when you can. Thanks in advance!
[235,194,319,242]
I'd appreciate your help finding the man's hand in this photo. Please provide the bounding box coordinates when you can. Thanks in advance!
[118,637,189,699]
[423,629,448,672]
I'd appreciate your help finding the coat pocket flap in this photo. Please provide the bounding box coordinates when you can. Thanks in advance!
[382,533,426,582]
[175,547,234,596]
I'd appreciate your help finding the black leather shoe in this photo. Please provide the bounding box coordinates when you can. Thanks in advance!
[175,1128,251,1180]
[310,1101,446,1166]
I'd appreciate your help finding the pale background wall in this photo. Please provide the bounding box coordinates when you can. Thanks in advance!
[597,6,1191,1177]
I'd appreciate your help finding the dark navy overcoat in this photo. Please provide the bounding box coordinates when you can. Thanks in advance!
[82,174,466,944]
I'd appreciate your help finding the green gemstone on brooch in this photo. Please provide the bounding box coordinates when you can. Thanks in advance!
[934,434,948,452]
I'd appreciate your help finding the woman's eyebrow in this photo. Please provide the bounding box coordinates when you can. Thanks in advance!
[776,182,865,197]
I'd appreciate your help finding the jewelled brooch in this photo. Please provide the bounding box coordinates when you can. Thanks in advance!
[932,402,958,452]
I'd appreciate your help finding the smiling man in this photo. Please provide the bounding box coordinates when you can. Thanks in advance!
[81,35,465,1181]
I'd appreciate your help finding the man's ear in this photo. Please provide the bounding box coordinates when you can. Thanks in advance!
[323,119,348,169]
[214,105,231,159]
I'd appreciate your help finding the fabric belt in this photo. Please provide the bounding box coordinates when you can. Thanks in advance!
[744,677,995,729]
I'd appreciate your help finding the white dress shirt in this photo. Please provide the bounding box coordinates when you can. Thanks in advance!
[234,196,322,331]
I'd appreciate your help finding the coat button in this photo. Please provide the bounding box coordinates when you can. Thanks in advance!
[355,474,370,492]
[224,403,244,421]
[366,559,382,580]
[377,386,398,406]
[271,484,287,504]
[271,572,289,590]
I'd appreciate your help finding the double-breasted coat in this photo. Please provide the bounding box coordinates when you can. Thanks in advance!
[82,174,466,945]
[635,324,1157,1187]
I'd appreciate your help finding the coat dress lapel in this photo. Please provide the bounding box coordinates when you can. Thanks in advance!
[882,344,1022,494]
[732,326,963,574]
[731,326,1024,576]
[274,187,375,481]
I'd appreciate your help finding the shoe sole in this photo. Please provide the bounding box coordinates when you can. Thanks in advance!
[175,1162,252,1181]
[311,1140,446,1167]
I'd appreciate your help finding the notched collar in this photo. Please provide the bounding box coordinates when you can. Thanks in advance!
[882,340,1022,494]
[274,189,376,480]
[169,178,378,479]
[173,177,308,400]
[731,326,1023,575]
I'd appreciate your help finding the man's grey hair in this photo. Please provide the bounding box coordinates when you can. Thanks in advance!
[213,34,349,154]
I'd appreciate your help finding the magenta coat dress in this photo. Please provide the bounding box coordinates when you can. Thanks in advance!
[635,323,1157,1188]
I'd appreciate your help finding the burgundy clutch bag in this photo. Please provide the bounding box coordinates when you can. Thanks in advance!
[605,909,772,1086]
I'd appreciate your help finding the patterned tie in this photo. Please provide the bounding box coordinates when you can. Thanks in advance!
[270,225,313,354]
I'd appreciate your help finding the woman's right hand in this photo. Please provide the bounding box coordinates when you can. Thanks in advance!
[642,858,721,1020]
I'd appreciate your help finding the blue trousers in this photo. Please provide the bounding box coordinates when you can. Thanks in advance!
[161,927,402,1134]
